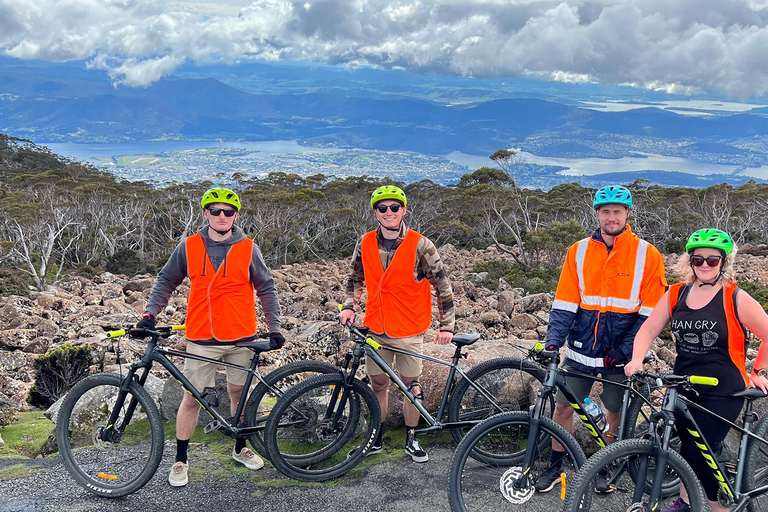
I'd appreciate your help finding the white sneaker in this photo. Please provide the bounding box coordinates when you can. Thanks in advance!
[232,447,264,470]
[168,461,188,487]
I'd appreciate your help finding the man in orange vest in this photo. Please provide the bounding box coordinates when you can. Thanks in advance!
[137,187,284,487]
[535,185,667,494]
[338,185,455,462]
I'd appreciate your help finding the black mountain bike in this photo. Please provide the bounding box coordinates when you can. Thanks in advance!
[448,342,663,511]
[55,325,337,497]
[564,370,768,512]
[263,322,550,481]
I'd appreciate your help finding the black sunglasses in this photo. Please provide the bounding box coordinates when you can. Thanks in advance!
[691,255,722,267]
[207,207,237,217]
[375,204,402,213]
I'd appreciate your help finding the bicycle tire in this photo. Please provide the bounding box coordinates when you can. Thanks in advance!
[449,411,587,512]
[562,438,708,512]
[624,384,681,496]
[743,410,768,512]
[447,357,551,463]
[264,373,381,481]
[244,359,338,457]
[56,373,164,498]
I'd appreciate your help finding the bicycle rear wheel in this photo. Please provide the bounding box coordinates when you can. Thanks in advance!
[449,411,586,512]
[55,373,164,498]
[448,357,551,441]
[244,359,338,457]
[264,373,381,481]
[562,438,708,512]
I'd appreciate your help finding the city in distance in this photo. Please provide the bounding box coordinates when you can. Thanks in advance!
[4,58,768,189]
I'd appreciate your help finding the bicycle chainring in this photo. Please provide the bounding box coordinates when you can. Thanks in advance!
[498,466,535,504]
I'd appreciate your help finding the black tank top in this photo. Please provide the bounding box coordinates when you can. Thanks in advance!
[672,287,744,397]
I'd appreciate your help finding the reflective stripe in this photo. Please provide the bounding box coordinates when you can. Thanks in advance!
[552,299,579,313]
[639,306,653,316]
[565,347,605,368]
[629,240,648,306]
[582,295,641,310]
[574,238,590,298]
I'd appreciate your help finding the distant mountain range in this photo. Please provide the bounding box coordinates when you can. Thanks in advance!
[1,57,768,187]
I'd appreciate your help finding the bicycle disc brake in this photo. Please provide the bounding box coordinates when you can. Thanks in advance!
[498,466,535,504]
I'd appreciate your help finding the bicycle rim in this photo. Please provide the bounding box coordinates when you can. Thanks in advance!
[56,373,164,497]
[450,412,585,512]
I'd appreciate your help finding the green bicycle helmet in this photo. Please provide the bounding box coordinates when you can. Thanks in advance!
[201,187,241,211]
[370,185,407,208]
[593,185,633,208]
[686,228,733,255]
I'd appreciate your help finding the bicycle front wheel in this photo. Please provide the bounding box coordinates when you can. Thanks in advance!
[448,357,551,451]
[244,359,338,457]
[264,373,381,481]
[563,438,708,512]
[449,411,586,512]
[55,373,164,498]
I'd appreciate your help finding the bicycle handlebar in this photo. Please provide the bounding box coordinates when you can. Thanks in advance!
[632,370,719,387]
[105,325,186,339]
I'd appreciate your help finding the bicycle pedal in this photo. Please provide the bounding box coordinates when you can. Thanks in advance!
[204,420,222,434]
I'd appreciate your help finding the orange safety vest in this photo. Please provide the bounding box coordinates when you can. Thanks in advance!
[185,233,257,342]
[361,229,432,338]
[668,281,748,386]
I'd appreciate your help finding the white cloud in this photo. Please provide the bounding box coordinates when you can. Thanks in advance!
[2,0,768,97]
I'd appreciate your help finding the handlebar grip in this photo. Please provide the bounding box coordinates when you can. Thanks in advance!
[533,342,544,353]
[106,329,127,338]
[366,337,383,351]
[171,325,185,331]
[690,376,719,386]
[338,304,344,312]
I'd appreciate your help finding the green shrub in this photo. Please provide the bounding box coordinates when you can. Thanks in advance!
[503,264,561,294]
[27,344,94,408]
[738,280,768,310]
[105,248,144,276]
[0,267,30,298]
[0,400,18,427]
[471,260,514,291]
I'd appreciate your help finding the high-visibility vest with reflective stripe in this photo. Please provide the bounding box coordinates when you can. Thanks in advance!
[361,229,432,338]
[552,225,663,317]
[669,281,748,386]
[185,234,257,342]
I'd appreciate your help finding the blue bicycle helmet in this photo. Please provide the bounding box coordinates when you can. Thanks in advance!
[593,185,633,209]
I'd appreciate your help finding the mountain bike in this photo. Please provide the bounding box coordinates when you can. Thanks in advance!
[563,370,768,512]
[55,325,337,497]
[263,321,551,481]
[448,342,665,511]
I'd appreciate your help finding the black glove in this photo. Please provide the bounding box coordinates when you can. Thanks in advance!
[269,332,286,349]
[136,313,155,331]
[603,348,628,370]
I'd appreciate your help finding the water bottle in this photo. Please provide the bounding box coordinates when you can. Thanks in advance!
[584,398,609,433]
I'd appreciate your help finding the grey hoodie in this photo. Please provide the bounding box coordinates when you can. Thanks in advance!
[145,225,281,341]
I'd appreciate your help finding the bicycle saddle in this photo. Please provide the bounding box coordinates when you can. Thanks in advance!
[235,339,274,353]
[452,333,480,347]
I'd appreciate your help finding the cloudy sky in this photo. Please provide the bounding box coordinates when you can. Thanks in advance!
[3,0,768,98]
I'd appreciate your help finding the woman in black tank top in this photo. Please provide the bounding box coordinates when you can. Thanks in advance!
[621,229,768,512]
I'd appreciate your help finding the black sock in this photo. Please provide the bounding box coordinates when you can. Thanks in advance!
[550,449,566,467]
[374,427,383,446]
[176,439,189,463]
[235,437,247,453]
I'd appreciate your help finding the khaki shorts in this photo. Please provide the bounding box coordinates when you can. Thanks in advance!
[183,342,253,390]
[365,333,424,378]
[553,364,625,414]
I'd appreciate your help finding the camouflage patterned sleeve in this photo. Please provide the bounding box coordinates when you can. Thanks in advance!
[342,237,366,311]
[415,236,455,332]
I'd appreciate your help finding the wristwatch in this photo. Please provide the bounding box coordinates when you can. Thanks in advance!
[756,368,768,378]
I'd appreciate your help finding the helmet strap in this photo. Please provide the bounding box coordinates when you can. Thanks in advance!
[378,220,402,233]
[211,225,233,236]
[692,264,723,287]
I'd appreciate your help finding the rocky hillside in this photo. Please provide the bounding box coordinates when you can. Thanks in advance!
[1,244,767,413]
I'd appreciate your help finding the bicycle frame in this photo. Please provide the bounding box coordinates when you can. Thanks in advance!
[104,337,273,441]
[332,328,507,436]
[643,385,768,511]
[515,346,643,488]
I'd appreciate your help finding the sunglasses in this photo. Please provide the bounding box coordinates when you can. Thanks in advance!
[691,255,722,267]
[207,207,237,217]
[375,204,402,213]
